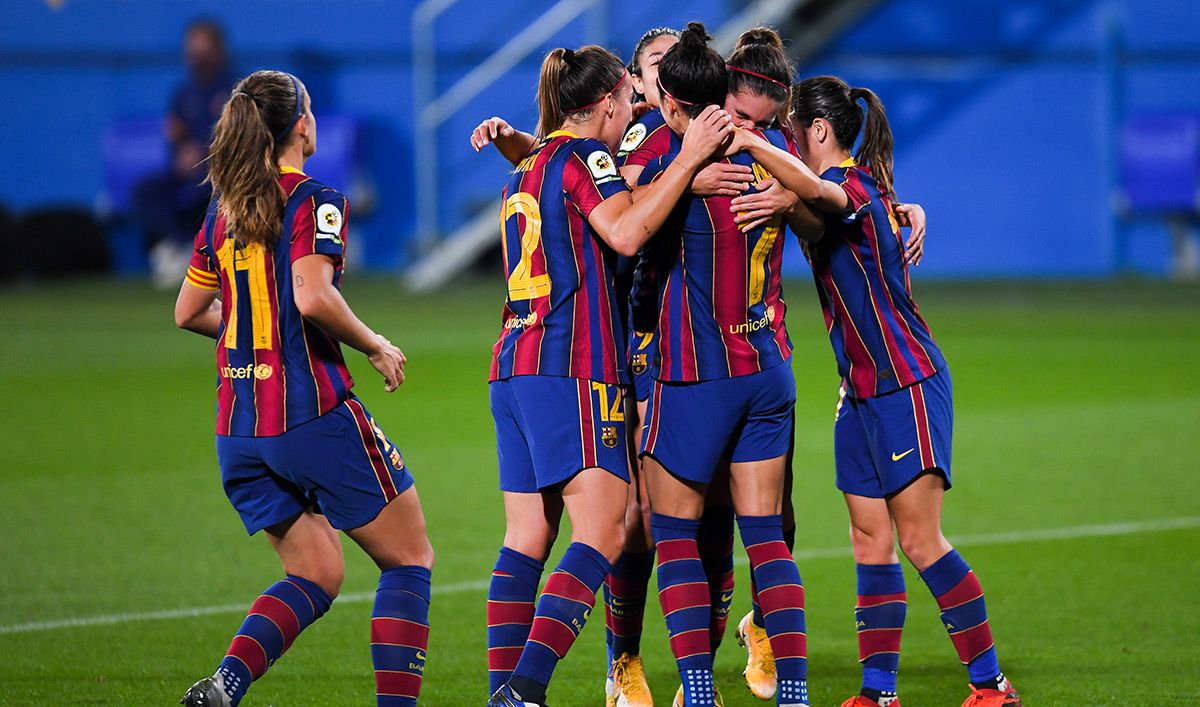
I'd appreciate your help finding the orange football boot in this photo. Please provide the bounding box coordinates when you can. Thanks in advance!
[840,696,901,707]
[961,679,1022,707]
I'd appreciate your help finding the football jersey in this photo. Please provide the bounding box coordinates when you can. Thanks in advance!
[809,159,946,398]
[186,167,354,437]
[638,128,795,382]
[617,108,671,343]
[489,131,632,385]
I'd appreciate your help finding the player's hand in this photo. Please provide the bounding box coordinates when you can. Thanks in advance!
[679,105,734,167]
[470,117,515,152]
[692,162,753,198]
[895,202,926,266]
[730,178,797,232]
[368,334,407,392]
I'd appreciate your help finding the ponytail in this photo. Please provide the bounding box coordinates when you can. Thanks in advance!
[207,70,306,247]
[792,76,899,199]
[536,45,626,139]
[850,87,895,199]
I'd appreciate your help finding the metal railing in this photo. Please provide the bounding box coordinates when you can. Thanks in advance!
[411,0,606,253]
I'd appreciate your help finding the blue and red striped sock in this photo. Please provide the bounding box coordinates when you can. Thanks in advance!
[510,542,610,702]
[918,549,1001,687]
[738,515,808,707]
[652,513,716,707]
[855,563,906,697]
[698,506,735,655]
[371,566,431,706]
[487,547,544,694]
[215,575,333,705]
[604,549,654,660]
[750,520,795,629]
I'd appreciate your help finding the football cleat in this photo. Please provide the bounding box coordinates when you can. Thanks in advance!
[608,653,653,706]
[840,696,901,707]
[736,611,776,700]
[961,679,1022,707]
[487,682,547,707]
[179,676,232,707]
[672,684,724,707]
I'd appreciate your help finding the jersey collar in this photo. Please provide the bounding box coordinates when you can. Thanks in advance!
[279,165,306,176]
[546,129,581,140]
[838,157,857,167]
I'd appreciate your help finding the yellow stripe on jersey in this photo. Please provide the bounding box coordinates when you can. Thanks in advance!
[186,265,219,291]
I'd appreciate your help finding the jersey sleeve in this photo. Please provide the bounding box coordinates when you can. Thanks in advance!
[621,123,672,169]
[563,140,631,219]
[833,167,873,222]
[290,189,350,264]
[184,226,219,291]
[636,157,668,186]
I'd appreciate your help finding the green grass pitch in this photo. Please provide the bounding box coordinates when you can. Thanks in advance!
[0,276,1197,705]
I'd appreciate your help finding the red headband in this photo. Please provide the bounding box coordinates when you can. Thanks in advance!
[567,72,629,113]
[656,77,698,106]
[726,65,789,90]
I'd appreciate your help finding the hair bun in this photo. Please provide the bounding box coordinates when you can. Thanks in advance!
[562,47,576,63]
[736,27,784,51]
[679,21,712,49]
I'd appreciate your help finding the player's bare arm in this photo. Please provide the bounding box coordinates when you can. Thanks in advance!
[174,281,221,338]
[469,116,536,164]
[292,253,406,391]
[590,105,732,256]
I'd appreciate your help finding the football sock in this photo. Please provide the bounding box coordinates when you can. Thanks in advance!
[698,505,735,655]
[918,549,1002,687]
[510,542,610,703]
[855,563,906,698]
[215,575,333,706]
[371,566,431,706]
[652,513,716,706]
[487,547,544,694]
[750,574,765,629]
[738,514,808,707]
[604,549,655,660]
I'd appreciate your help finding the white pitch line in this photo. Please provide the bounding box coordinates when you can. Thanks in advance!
[2,516,1196,637]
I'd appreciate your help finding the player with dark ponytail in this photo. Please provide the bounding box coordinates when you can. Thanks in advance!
[483,45,732,707]
[175,70,436,707]
[726,76,1023,707]
[633,22,817,707]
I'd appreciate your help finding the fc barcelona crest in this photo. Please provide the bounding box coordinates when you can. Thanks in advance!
[631,353,648,375]
[601,426,619,448]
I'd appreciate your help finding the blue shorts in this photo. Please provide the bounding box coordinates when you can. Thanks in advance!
[641,363,796,484]
[835,368,953,498]
[629,330,660,403]
[217,397,414,534]
[491,375,631,493]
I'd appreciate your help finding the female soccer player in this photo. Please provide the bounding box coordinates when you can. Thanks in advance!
[173,71,434,707]
[483,45,732,707]
[634,23,819,707]
[723,76,1023,707]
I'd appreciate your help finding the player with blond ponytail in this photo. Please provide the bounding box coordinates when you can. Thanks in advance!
[176,70,435,707]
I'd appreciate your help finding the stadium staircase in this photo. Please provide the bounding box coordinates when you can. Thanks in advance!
[404,0,875,292]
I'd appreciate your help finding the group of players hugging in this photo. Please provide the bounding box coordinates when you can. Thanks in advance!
[172,16,1022,707]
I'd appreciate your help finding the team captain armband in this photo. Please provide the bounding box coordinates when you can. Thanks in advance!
[186,265,219,291]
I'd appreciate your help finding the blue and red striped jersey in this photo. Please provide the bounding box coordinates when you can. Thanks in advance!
[638,128,795,382]
[616,107,671,169]
[809,159,945,398]
[187,167,354,436]
[489,131,632,385]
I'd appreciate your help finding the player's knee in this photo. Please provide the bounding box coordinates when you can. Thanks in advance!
[574,518,626,564]
[502,526,557,562]
[303,561,345,599]
[849,521,895,563]
[896,528,949,570]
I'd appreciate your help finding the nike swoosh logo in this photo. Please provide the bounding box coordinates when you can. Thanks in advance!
[891,448,915,462]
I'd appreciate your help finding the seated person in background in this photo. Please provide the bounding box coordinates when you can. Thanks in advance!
[135,18,235,286]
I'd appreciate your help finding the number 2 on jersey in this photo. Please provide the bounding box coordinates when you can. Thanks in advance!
[503,193,552,301]
[216,239,274,350]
